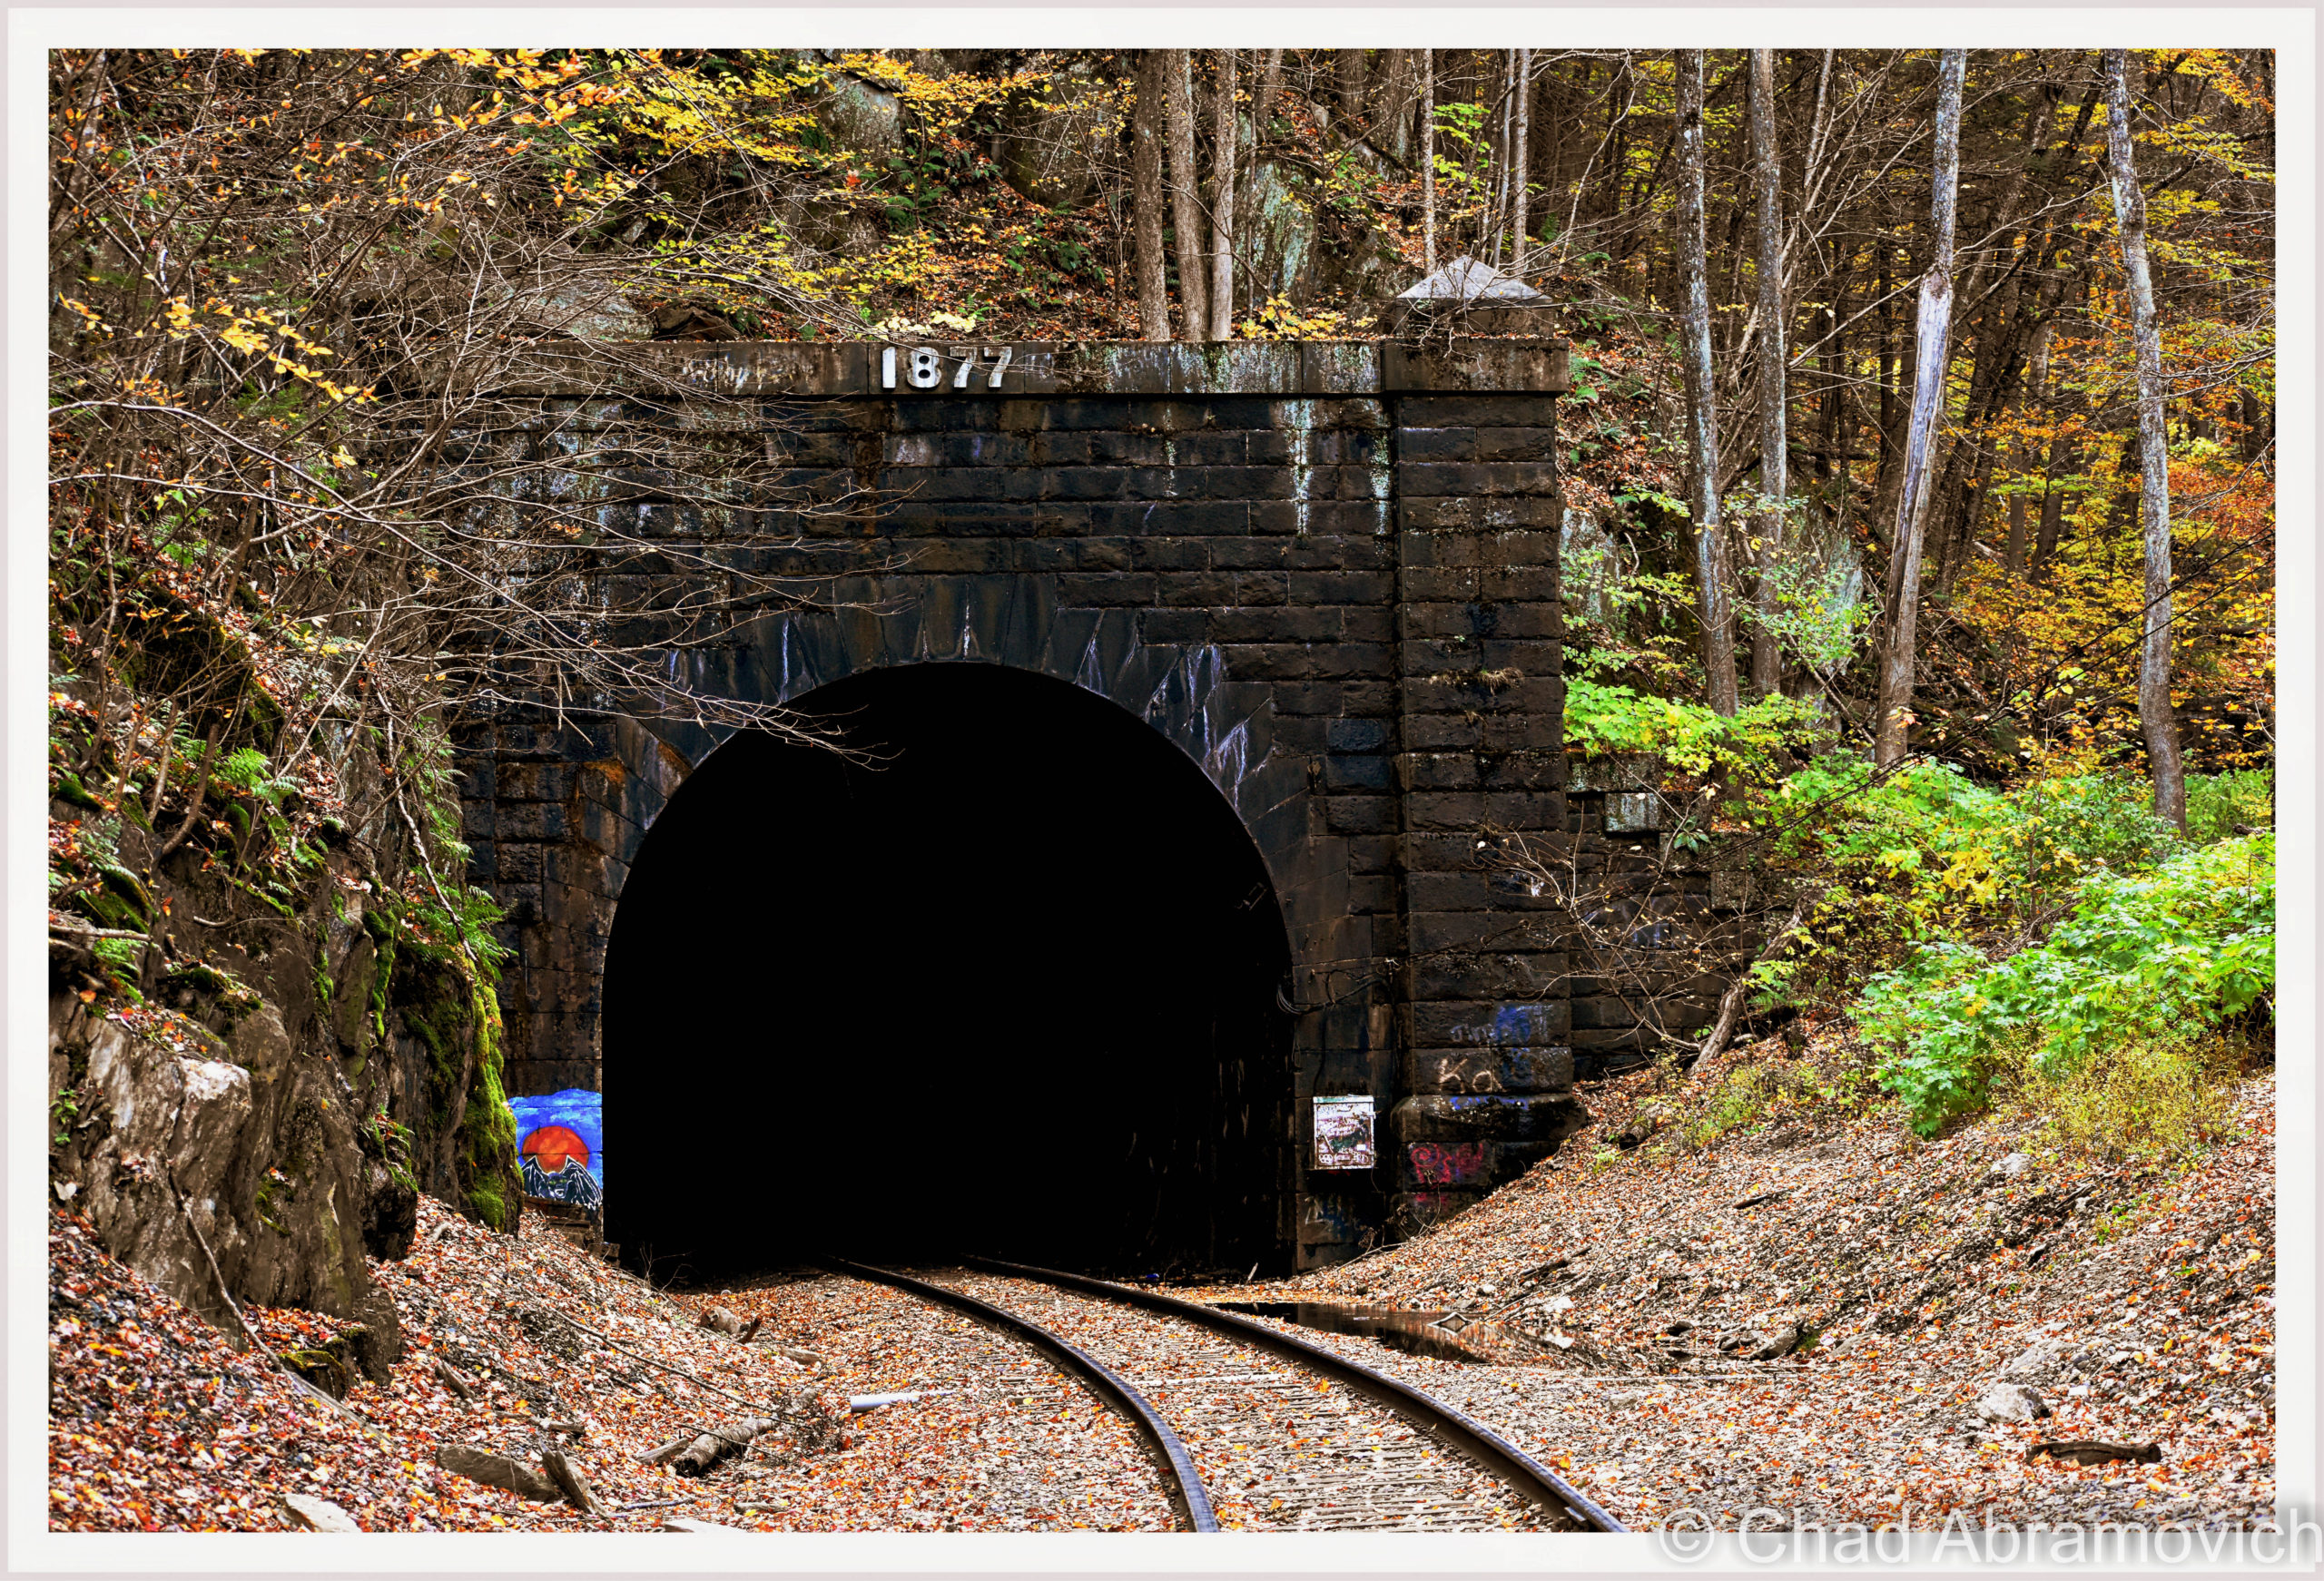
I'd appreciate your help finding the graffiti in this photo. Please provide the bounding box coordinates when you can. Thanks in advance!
[1424,1046,1573,1095]
[508,1088,603,1207]
[1444,1004,1562,1047]
[520,1154,605,1215]
[1312,1095,1376,1170]
[1405,1141,1485,1187]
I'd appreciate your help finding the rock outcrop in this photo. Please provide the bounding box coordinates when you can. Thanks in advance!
[47,762,524,1341]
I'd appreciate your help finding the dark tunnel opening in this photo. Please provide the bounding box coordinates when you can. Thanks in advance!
[602,663,1295,1284]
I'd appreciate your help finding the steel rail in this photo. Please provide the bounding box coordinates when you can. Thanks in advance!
[812,1253,1218,1533]
[962,1254,1627,1534]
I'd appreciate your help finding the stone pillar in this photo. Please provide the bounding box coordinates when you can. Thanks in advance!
[1387,368,1588,1234]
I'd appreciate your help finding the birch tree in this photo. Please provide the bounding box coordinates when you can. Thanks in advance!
[1132,52,1170,340]
[1676,49,1741,716]
[1208,50,1238,340]
[2103,47,2188,827]
[1512,49,1532,274]
[1748,47,1786,698]
[1872,49,1965,768]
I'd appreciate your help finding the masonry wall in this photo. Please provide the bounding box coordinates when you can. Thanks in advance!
[458,338,1606,1269]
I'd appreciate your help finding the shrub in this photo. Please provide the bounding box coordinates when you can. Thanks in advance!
[2185,769,2273,844]
[1993,1033,2244,1162]
[1858,832,2274,1134]
[1754,761,2179,1015]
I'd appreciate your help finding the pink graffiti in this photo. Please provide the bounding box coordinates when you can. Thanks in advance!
[1407,1141,1485,1185]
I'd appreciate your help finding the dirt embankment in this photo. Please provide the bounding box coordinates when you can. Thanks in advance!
[1239,1042,2276,1529]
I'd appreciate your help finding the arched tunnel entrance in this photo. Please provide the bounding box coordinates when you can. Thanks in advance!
[602,663,1295,1282]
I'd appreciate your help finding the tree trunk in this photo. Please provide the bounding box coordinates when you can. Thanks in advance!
[2003,471,2032,571]
[1505,50,1524,274]
[1252,48,1283,141]
[1374,51,1416,161]
[1926,83,2067,590]
[1748,47,1786,700]
[2034,437,2074,573]
[2104,47,2186,829]
[1132,53,1170,341]
[1869,253,1908,555]
[1337,49,1368,122]
[1208,50,1238,340]
[1873,49,1965,770]
[669,1417,777,1477]
[1421,51,1436,271]
[1164,50,1208,340]
[1676,49,1741,717]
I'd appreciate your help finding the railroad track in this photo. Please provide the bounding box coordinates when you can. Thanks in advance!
[816,1253,1622,1534]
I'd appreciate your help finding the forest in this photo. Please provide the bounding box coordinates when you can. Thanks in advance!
[48,43,2273,1147]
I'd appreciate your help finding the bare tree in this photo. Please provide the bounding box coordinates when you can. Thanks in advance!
[1748,47,1787,699]
[1421,51,1437,271]
[1132,52,1170,340]
[2103,47,2187,827]
[1209,50,1240,339]
[1165,50,1208,340]
[1676,50,1741,716]
[1505,50,1524,274]
[1873,49,1965,768]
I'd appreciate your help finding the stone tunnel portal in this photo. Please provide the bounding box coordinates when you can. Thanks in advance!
[602,663,1295,1281]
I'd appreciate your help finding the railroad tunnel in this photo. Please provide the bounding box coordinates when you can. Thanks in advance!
[601,663,1296,1283]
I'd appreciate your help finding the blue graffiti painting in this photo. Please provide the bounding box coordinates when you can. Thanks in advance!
[520,1154,604,1215]
[508,1089,604,1213]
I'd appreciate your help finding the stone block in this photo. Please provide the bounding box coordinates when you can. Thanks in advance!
[1407,1045,1575,1095]
[1296,1193,1374,1248]
[1390,1093,1592,1145]
[1408,999,1571,1047]
[1399,1138,1487,1189]
[1325,717,1390,752]
[1392,1189,1481,1231]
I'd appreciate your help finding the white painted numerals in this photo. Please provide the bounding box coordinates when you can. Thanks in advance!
[881,345,1017,393]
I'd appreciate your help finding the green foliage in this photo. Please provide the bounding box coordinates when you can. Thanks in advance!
[1735,550,1873,677]
[1858,833,2274,1134]
[91,936,144,986]
[1564,678,1823,786]
[217,746,298,808]
[1753,761,2181,1015]
[2185,768,2273,844]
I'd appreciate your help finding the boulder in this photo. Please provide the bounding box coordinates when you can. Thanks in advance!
[435,1443,564,1502]
[1998,1336,2073,1384]
[282,1493,363,1532]
[1974,1381,2053,1423]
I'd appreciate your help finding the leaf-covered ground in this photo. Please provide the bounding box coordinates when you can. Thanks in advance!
[1227,1041,2276,1530]
[48,1196,1174,1532]
[48,1037,2274,1535]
